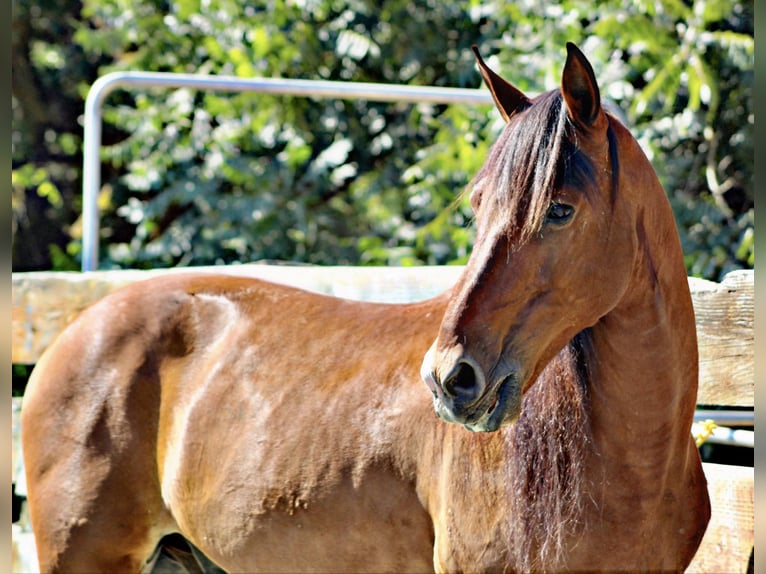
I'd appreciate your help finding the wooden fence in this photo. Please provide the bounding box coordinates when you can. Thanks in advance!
[11,265,754,573]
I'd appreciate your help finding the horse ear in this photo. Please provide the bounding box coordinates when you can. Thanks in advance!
[561,42,603,128]
[472,45,529,122]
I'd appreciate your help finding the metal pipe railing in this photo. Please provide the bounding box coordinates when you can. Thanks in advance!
[693,409,754,427]
[692,423,754,448]
[693,410,753,449]
[82,72,493,271]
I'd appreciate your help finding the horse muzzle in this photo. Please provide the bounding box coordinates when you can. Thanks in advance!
[420,343,522,432]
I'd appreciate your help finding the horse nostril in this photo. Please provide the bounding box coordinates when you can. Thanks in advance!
[443,362,478,400]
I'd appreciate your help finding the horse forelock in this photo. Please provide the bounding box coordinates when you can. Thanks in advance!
[472,89,619,243]
[504,329,593,572]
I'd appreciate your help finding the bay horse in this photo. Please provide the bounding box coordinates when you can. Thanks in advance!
[22,43,709,573]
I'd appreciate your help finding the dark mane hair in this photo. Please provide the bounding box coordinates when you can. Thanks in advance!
[470,89,619,242]
[469,89,621,570]
[505,329,593,572]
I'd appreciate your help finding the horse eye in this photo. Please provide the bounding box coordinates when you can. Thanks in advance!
[546,202,574,224]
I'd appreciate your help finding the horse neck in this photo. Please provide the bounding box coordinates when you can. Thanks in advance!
[588,173,699,477]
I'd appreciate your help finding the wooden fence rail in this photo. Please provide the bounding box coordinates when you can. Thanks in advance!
[11,265,754,573]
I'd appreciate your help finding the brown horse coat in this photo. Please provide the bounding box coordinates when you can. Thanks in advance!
[22,43,709,573]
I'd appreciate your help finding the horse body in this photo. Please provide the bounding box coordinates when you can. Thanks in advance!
[23,274,443,572]
[155,277,441,573]
[22,43,709,573]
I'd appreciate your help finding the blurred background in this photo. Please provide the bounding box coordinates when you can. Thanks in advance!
[11,0,753,281]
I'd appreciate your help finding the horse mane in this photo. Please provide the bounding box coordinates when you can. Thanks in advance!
[470,89,619,242]
[463,88,623,570]
[505,329,593,572]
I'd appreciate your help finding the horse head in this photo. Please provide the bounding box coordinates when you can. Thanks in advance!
[422,43,638,432]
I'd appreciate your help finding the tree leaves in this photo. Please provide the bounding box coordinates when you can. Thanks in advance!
[11,0,753,281]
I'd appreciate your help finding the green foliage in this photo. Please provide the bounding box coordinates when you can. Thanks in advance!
[583,0,753,279]
[12,365,34,396]
[12,0,753,280]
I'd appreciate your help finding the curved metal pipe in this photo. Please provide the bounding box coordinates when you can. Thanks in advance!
[81,72,492,271]
[693,409,754,427]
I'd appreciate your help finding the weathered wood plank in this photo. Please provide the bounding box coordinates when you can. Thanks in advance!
[12,266,753,406]
[685,462,754,574]
[688,270,754,407]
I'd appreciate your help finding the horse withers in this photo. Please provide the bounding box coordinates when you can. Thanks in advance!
[22,43,709,573]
